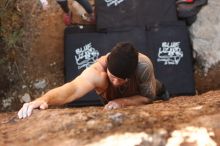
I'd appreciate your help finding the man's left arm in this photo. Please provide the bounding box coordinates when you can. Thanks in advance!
[104,95,152,110]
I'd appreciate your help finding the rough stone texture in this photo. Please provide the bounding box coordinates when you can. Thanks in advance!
[21,93,31,103]
[0,0,95,112]
[189,0,220,94]
[190,0,220,72]
[194,63,220,93]
[0,0,220,113]
[1,1,220,145]
[33,79,47,90]
[0,90,220,146]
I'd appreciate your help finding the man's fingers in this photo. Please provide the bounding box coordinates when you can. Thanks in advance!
[104,104,113,110]
[111,102,120,109]
[18,100,47,119]
[39,102,48,110]
[104,101,121,110]
[104,102,114,110]
[22,103,29,118]
[26,101,46,116]
[27,104,34,117]
[112,104,119,109]
[18,108,23,119]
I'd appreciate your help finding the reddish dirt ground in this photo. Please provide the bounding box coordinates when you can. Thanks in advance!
[0,0,219,112]
[0,0,220,145]
[0,90,220,146]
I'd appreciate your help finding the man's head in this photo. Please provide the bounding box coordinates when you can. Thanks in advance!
[107,42,138,86]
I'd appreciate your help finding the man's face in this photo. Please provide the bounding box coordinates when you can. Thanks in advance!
[107,69,128,87]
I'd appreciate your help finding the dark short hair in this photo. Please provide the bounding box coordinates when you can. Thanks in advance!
[107,42,138,79]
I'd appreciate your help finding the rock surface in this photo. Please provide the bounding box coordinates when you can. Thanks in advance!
[0,90,220,146]
[0,0,220,115]
[190,0,220,71]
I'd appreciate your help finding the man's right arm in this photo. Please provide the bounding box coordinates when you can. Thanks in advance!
[18,65,103,119]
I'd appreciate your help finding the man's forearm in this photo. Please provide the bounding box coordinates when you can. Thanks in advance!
[113,95,152,107]
[35,82,77,106]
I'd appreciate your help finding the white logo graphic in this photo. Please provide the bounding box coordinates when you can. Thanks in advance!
[157,42,183,65]
[104,0,125,7]
[75,43,100,69]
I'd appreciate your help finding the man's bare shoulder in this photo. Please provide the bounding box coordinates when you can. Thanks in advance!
[80,59,108,88]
